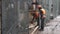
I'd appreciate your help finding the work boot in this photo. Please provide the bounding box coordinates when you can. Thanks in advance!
[39,28,44,31]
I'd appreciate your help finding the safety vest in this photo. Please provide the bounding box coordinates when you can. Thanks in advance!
[34,8,46,18]
[40,8,46,15]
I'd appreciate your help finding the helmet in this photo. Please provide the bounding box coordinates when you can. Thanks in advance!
[37,5,42,9]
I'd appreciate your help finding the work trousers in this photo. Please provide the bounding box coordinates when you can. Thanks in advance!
[37,17,45,30]
[32,16,45,30]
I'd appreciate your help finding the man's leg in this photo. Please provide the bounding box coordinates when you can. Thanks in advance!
[41,18,45,30]
[37,17,39,26]
[31,17,34,24]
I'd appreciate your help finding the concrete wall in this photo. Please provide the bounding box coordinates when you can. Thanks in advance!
[0,0,1,34]
[59,0,60,14]
[2,0,29,34]
[52,0,59,17]
[41,0,59,22]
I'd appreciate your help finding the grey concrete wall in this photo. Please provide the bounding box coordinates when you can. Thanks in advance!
[52,0,59,17]
[58,0,60,14]
[41,0,59,22]
[0,1,1,34]
[2,0,29,34]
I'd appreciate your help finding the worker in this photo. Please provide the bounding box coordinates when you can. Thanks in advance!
[37,5,46,31]
[30,1,39,24]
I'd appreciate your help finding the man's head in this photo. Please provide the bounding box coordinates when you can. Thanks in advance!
[37,5,42,9]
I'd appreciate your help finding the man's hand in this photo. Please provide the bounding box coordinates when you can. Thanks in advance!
[42,15,46,18]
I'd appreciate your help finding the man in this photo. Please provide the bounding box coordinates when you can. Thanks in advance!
[37,5,46,31]
[30,1,39,24]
